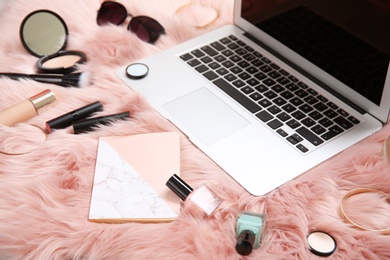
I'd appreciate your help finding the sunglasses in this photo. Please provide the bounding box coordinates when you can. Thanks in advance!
[97,1,165,44]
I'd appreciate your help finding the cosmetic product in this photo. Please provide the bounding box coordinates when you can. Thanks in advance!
[235,211,266,256]
[19,10,87,74]
[165,174,222,216]
[0,72,90,87]
[307,231,336,257]
[126,63,149,79]
[72,111,130,134]
[0,89,56,126]
[46,101,103,133]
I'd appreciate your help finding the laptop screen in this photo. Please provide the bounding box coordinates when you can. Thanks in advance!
[241,0,390,107]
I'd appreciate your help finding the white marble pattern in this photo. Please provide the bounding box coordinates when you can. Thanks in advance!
[89,138,178,221]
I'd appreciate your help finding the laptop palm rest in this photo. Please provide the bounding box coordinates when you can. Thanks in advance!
[162,88,250,145]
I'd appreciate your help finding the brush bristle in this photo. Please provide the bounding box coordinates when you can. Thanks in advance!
[62,72,90,87]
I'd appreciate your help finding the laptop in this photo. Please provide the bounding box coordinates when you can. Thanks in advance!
[116,0,390,196]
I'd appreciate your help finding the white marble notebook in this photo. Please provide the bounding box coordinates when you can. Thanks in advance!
[88,132,181,223]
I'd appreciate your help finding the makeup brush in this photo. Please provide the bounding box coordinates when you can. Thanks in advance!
[0,72,90,88]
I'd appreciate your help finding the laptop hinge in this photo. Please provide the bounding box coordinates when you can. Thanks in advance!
[243,32,367,116]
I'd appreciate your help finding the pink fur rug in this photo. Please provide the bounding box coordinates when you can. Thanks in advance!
[0,0,389,259]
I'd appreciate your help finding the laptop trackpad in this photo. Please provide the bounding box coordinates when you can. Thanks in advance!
[162,88,250,145]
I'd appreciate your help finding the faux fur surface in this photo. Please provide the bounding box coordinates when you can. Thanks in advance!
[0,0,389,259]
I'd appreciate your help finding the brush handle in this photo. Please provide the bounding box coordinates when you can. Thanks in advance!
[0,73,73,86]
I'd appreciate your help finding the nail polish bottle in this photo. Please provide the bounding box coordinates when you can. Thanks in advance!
[166,174,222,216]
[0,89,56,126]
[235,211,266,256]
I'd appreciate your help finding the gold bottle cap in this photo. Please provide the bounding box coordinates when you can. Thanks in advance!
[29,89,56,110]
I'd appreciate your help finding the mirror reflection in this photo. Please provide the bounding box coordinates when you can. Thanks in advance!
[20,10,68,57]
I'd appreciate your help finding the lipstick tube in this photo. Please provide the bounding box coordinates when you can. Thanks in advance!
[72,111,130,134]
[166,174,222,216]
[0,89,56,126]
[45,101,103,133]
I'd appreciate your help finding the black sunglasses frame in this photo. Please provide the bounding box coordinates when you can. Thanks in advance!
[97,1,165,44]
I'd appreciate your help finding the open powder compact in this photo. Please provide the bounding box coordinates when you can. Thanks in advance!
[19,10,86,74]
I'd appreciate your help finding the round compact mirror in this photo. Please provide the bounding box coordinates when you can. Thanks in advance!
[20,10,68,57]
[126,63,149,79]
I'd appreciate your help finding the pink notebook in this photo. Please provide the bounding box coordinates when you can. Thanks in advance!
[88,132,181,223]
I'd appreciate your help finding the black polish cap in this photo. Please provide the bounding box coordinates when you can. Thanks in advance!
[46,101,103,133]
[72,111,130,134]
[166,174,193,201]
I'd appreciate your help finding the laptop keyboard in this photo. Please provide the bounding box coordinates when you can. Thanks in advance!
[179,35,361,153]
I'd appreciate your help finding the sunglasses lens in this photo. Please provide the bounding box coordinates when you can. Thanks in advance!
[129,16,165,43]
[97,2,127,26]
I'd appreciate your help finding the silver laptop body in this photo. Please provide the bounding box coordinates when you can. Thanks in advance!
[117,0,389,196]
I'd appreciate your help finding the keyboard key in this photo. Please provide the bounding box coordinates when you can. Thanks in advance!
[324,109,338,118]
[348,116,360,125]
[214,55,227,62]
[216,68,229,76]
[249,92,262,101]
[191,49,205,58]
[268,119,283,129]
[296,126,324,146]
[333,116,354,129]
[311,124,326,135]
[287,119,301,129]
[258,99,272,108]
[209,62,221,70]
[232,79,245,88]
[224,74,237,82]
[301,117,315,127]
[321,125,344,140]
[268,105,282,115]
[291,110,305,120]
[211,41,225,51]
[287,134,303,145]
[277,128,288,137]
[195,64,208,73]
[319,118,333,127]
[180,53,193,61]
[221,49,234,57]
[273,97,287,106]
[213,78,261,113]
[296,144,309,153]
[277,112,291,121]
[188,59,201,67]
[255,84,268,93]
[201,56,213,64]
[256,110,273,122]
[201,46,218,56]
[241,86,254,94]
[203,71,219,81]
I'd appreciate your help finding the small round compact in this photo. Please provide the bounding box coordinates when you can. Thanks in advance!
[126,63,149,79]
[19,10,86,73]
[307,231,337,257]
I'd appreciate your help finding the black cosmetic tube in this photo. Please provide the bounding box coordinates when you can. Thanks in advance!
[72,111,130,134]
[46,101,103,133]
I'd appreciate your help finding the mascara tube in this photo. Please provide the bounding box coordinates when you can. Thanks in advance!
[45,101,103,133]
[72,111,130,134]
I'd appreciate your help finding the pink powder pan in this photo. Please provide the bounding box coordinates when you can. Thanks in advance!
[36,50,86,74]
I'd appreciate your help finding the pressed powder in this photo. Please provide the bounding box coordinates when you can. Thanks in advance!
[307,231,336,256]
[37,51,86,73]
[41,55,82,69]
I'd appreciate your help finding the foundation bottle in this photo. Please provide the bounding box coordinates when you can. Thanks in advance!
[0,89,56,126]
